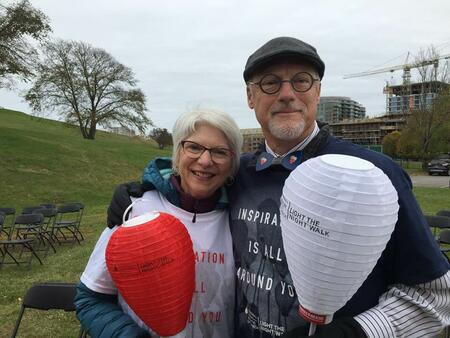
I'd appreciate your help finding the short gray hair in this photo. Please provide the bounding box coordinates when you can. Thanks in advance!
[172,110,243,175]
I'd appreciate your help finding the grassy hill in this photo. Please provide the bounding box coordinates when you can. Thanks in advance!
[0,108,170,337]
[0,108,170,210]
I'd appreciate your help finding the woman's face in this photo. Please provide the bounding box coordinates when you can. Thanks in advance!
[177,123,234,199]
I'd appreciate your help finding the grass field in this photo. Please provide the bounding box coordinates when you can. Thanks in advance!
[414,186,450,215]
[0,108,170,337]
[0,109,449,337]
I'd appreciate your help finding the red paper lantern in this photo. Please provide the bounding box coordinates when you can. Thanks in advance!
[106,211,195,337]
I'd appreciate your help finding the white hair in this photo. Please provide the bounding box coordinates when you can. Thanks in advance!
[172,109,243,175]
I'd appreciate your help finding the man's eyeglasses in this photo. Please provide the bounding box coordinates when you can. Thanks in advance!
[247,72,320,95]
[181,140,234,163]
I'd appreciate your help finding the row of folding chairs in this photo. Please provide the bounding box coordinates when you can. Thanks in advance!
[0,203,85,269]
[425,209,450,255]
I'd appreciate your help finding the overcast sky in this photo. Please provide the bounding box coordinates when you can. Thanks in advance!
[1,0,449,130]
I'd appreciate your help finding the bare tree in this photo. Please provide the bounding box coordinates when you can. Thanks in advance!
[25,40,151,139]
[0,0,51,88]
[399,46,450,167]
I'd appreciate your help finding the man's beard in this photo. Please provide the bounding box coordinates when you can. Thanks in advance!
[268,118,305,141]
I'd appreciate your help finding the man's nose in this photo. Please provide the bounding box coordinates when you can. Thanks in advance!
[277,81,296,102]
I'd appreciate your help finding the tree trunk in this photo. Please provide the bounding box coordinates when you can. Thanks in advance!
[87,123,96,140]
[79,125,88,139]
[422,160,428,171]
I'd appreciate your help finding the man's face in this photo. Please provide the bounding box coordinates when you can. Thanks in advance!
[246,62,321,150]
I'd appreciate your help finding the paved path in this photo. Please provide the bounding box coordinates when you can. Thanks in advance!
[411,175,450,188]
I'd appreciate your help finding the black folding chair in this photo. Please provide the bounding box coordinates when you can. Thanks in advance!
[11,214,45,241]
[437,210,450,218]
[21,206,44,215]
[40,203,56,209]
[11,282,87,338]
[439,229,450,253]
[32,208,58,255]
[53,203,85,245]
[425,215,450,239]
[0,207,16,238]
[0,214,45,268]
[73,202,85,242]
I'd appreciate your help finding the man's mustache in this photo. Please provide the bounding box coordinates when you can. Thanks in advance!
[271,105,304,115]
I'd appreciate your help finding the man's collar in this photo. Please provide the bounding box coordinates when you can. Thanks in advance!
[246,121,330,171]
[255,150,302,171]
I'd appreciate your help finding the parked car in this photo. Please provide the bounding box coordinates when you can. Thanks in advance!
[427,158,450,176]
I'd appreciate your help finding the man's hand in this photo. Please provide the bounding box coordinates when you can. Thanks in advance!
[283,317,366,338]
[107,181,145,228]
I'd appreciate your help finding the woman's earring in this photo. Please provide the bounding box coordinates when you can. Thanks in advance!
[225,176,235,186]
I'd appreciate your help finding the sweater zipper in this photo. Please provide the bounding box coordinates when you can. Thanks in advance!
[192,200,199,223]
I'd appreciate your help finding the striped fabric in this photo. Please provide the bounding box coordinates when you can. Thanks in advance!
[355,270,450,337]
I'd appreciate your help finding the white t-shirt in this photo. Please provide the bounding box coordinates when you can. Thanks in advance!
[81,190,235,338]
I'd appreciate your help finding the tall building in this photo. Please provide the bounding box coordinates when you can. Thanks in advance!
[317,96,366,123]
[384,81,448,114]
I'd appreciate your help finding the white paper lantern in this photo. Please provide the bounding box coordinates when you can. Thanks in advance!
[280,154,399,326]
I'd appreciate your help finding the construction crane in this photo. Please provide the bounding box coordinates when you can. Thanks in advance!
[343,53,450,83]
[343,53,450,114]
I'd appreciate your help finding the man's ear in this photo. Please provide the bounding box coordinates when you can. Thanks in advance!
[315,83,321,104]
[247,86,254,109]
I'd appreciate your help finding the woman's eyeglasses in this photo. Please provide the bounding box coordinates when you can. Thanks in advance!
[181,140,234,164]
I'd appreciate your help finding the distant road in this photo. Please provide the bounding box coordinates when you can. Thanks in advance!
[410,175,450,188]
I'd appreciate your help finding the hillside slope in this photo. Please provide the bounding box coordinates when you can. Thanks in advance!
[0,109,170,211]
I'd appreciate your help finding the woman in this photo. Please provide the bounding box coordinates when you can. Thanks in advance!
[75,110,243,338]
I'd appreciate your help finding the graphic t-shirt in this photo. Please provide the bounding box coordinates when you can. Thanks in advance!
[81,190,235,338]
[229,135,449,337]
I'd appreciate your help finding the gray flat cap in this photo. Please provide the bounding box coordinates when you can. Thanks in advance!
[243,37,325,81]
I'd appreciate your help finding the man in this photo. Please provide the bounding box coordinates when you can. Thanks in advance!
[107,37,450,337]
[228,36,449,337]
